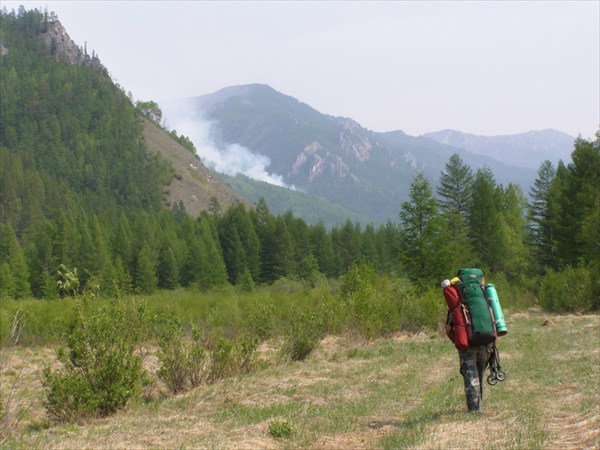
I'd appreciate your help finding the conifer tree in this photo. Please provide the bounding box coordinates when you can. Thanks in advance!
[157,244,179,290]
[555,135,600,268]
[0,262,15,299]
[437,153,474,220]
[529,160,558,271]
[399,172,448,281]
[494,183,531,279]
[197,216,228,289]
[0,222,31,298]
[468,168,500,269]
[134,244,158,294]
[309,221,336,277]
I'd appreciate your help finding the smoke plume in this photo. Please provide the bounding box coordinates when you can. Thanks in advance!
[161,99,293,189]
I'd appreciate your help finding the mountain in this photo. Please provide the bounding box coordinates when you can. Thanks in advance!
[162,84,544,224]
[422,129,574,170]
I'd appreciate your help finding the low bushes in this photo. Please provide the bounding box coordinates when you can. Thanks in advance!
[43,297,150,422]
[2,263,557,425]
[538,265,599,312]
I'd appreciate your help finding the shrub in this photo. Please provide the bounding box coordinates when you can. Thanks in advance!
[538,266,595,312]
[43,298,150,422]
[268,419,295,439]
[398,286,446,332]
[341,264,401,339]
[156,317,206,394]
[246,300,276,340]
[206,336,239,381]
[281,308,325,361]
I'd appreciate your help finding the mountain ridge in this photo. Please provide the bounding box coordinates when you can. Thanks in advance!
[162,84,573,223]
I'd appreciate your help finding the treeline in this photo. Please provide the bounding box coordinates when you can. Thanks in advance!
[1,132,598,304]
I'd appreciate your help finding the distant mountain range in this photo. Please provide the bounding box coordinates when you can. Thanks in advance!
[423,129,573,170]
[161,84,576,224]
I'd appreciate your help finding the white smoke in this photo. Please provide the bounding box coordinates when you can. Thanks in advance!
[160,99,293,189]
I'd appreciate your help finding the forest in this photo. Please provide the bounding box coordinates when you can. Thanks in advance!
[0,8,599,311]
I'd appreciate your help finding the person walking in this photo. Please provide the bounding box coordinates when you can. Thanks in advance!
[442,272,495,414]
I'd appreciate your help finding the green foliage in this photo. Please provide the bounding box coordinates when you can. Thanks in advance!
[341,263,401,338]
[268,419,296,439]
[167,130,197,155]
[156,317,206,394]
[538,266,597,312]
[42,297,150,422]
[205,335,258,382]
[135,100,162,124]
[399,173,448,283]
[281,308,326,361]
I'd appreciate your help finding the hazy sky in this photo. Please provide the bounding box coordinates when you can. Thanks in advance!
[4,1,599,138]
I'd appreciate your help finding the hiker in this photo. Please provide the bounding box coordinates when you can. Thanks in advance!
[442,269,502,413]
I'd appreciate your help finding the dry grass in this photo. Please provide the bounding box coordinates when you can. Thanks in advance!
[141,117,252,217]
[1,311,598,449]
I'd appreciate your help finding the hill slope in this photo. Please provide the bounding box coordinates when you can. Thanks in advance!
[141,118,249,216]
[0,8,247,225]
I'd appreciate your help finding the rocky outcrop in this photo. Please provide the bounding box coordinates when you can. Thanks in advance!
[41,19,103,68]
[291,141,359,183]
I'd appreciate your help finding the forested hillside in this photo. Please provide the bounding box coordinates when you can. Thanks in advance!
[0,8,598,312]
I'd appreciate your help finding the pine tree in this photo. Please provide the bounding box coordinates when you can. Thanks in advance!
[399,172,448,281]
[437,153,474,220]
[495,183,531,280]
[0,222,31,298]
[528,160,558,271]
[0,262,15,299]
[134,244,158,294]
[157,244,179,290]
[468,168,500,269]
[555,135,600,267]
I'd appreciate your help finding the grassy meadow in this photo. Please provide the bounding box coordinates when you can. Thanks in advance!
[0,282,598,449]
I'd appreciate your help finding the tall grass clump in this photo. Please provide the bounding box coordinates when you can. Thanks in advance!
[538,265,597,312]
[42,297,150,423]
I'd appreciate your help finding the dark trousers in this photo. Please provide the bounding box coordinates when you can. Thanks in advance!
[458,345,489,412]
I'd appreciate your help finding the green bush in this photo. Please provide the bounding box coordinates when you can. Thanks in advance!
[268,419,295,439]
[281,308,325,361]
[398,286,446,332]
[487,272,536,311]
[538,266,596,312]
[156,317,206,394]
[43,298,150,422]
[204,334,259,382]
[246,299,276,341]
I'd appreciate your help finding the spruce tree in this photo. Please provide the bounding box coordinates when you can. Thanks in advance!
[134,244,158,294]
[399,172,448,281]
[467,168,500,270]
[529,160,558,271]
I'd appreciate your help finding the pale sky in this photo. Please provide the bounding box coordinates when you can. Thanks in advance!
[3,1,599,139]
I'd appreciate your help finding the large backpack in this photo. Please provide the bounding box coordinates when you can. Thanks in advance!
[457,268,496,347]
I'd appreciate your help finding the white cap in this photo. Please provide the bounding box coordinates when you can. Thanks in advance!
[440,279,451,288]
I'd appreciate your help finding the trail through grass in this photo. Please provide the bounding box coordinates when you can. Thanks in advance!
[1,311,598,449]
